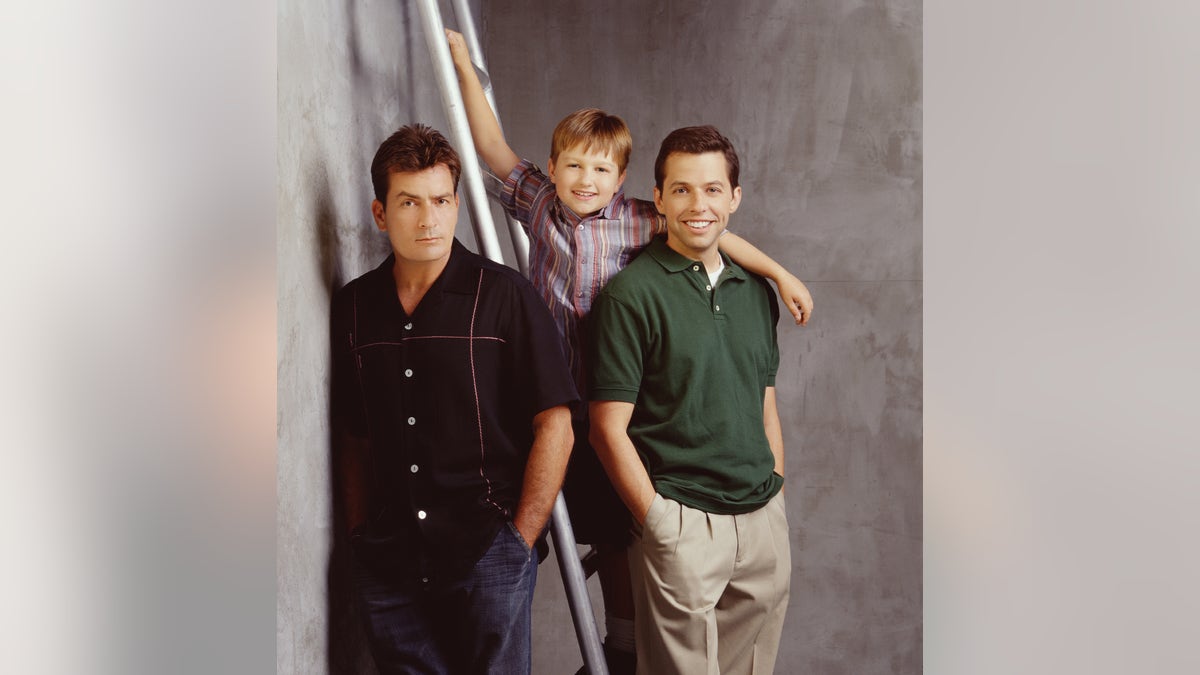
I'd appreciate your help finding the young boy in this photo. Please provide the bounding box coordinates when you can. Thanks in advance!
[447,29,812,674]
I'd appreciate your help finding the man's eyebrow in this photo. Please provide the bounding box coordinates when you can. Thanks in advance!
[394,190,454,200]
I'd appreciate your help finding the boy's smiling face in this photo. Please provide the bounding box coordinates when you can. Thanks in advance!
[547,144,627,217]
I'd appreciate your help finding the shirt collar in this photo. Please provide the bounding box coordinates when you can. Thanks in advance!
[368,239,479,310]
[438,239,484,295]
[644,237,749,281]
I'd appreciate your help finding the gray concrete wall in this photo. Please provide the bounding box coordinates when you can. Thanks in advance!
[277,1,484,672]
[482,1,922,672]
[278,0,920,672]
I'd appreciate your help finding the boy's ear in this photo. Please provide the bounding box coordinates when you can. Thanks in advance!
[372,199,387,230]
[617,170,627,189]
[546,157,556,182]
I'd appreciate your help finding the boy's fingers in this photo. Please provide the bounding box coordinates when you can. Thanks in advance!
[787,300,804,325]
[794,299,812,326]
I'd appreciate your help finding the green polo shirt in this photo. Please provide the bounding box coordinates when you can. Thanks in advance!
[590,237,783,515]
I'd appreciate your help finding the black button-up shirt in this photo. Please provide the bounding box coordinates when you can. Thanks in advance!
[331,240,578,583]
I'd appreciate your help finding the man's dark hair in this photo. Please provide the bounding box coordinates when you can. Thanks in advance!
[370,124,462,205]
[653,125,741,191]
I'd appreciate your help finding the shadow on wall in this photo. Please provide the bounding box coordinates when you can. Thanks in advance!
[322,2,425,671]
[313,159,378,674]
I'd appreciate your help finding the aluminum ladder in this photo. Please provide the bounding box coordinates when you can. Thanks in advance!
[413,1,608,673]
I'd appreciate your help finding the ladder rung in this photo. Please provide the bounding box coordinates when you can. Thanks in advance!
[579,547,601,578]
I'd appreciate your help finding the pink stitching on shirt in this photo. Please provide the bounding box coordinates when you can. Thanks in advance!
[349,336,506,352]
[406,335,506,342]
[470,270,505,516]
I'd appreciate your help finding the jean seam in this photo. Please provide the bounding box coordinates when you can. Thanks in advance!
[506,520,532,556]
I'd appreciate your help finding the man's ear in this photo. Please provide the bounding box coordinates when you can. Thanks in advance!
[729,186,742,213]
[371,199,386,231]
[653,187,665,215]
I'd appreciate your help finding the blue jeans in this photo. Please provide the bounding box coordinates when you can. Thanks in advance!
[353,522,537,675]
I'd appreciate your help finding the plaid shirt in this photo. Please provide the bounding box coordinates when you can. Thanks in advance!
[500,159,665,393]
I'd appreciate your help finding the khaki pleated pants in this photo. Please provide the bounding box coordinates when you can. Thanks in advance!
[628,491,791,675]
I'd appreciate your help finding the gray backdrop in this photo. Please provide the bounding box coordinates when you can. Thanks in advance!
[277,0,921,672]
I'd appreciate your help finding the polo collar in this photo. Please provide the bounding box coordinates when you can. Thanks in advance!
[643,237,749,281]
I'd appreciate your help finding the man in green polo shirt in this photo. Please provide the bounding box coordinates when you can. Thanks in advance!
[588,125,791,675]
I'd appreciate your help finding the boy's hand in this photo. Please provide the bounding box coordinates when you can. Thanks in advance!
[776,273,814,325]
[445,29,471,69]
[440,27,520,177]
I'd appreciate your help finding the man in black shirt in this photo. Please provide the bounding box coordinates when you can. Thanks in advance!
[330,124,577,674]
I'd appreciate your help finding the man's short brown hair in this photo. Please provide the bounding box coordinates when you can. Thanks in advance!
[550,108,633,173]
[653,125,741,192]
[371,124,462,205]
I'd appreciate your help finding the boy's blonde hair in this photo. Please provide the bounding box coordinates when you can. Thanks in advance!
[550,108,632,173]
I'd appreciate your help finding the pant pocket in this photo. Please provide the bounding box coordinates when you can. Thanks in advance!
[505,520,533,557]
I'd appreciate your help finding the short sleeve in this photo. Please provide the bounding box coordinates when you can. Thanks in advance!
[651,214,667,236]
[500,159,551,226]
[629,197,667,236]
[589,290,646,403]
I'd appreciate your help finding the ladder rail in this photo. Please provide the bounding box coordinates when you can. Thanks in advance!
[414,0,503,262]
[416,2,608,672]
[449,0,532,275]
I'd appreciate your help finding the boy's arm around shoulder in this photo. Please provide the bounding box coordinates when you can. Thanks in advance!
[718,231,814,325]
[445,29,520,178]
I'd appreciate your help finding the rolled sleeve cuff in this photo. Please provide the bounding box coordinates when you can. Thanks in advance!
[589,386,639,403]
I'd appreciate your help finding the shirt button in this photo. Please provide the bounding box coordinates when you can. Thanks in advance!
[578,224,584,230]
[715,305,721,311]
[692,265,700,271]
[421,577,429,583]
[705,284,712,291]
[404,322,413,330]
[407,416,416,425]
[410,464,419,473]
[417,510,427,519]
[404,368,413,377]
